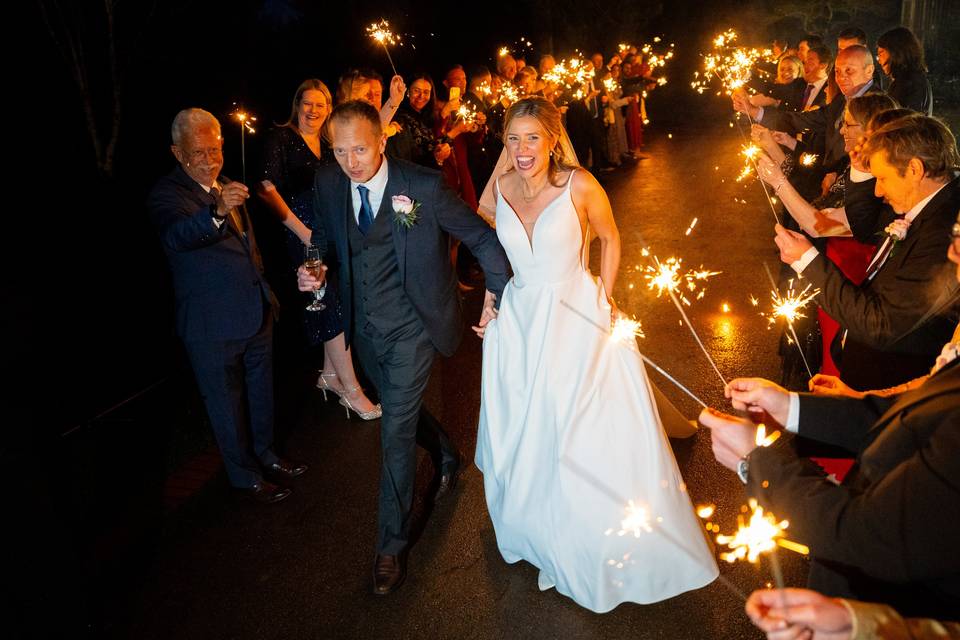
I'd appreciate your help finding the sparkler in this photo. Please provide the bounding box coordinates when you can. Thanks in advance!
[761,263,820,378]
[799,153,819,167]
[497,82,520,106]
[561,454,747,601]
[560,301,708,409]
[642,256,727,386]
[230,106,257,184]
[498,46,510,58]
[456,102,480,126]
[716,499,809,561]
[366,19,400,76]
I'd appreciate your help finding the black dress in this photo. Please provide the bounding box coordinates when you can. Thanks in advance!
[261,126,341,346]
[886,67,933,115]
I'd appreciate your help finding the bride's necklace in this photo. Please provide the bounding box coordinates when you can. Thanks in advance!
[520,177,549,202]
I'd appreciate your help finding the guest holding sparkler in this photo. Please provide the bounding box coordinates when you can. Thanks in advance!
[754,93,898,378]
[876,26,932,116]
[259,80,381,419]
[746,588,960,639]
[336,68,406,134]
[734,45,878,180]
[700,362,960,620]
[148,108,307,504]
[773,114,960,391]
[749,55,805,112]
[603,62,633,167]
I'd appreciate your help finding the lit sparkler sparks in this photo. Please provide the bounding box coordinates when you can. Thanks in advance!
[605,500,653,538]
[603,76,620,93]
[366,19,400,76]
[230,106,257,183]
[611,316,645,343]
[696,504,716,519]
[692,30,772,96]
[644,256,721,305]
[765,280,821,326]
[800,153,819,167]
[456,102,480,125]
[497,82,520,105]
[754,424,782,448]
[685,217,699,236]
[716,499,809,564]
[498,46,510,57]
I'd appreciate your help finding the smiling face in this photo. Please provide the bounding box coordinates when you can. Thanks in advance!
[777,58,800,84]
[297,89,329,133]
[408,78,432,112]
[172,126,223,186]
[329,116,386,183]
[802,51,826,83]
[839,107,864,152]
[505,115,554,176]
[445,68,466,94]
[835,48,874,97]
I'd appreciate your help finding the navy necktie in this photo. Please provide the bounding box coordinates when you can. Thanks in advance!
[802,83,814,107]
[357,185,374,234]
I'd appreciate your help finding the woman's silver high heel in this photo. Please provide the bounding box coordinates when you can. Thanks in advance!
[316,372,343,401]
[339,386,382,421]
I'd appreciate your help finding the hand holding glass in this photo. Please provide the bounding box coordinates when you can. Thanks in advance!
[304,246,326,311]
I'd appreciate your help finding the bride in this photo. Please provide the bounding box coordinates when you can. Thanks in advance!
[473,97,718,613]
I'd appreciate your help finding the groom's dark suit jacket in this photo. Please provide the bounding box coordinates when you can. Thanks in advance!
[805,175,960,389]
[748,361,960,619]
[312,156,510,356]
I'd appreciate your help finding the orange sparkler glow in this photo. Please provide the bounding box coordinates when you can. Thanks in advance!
[232,109,257,133]
[754,424,781,447]
[611,316,645,343]
[366,19,398,46]
[716,499,809,563]
[800,153,819,166]
[498,46,510,57]
[696,504,716,519]
[764,280,821,326]
[644,256,721,305]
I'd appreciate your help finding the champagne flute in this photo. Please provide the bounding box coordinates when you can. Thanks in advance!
[304,245,326,311]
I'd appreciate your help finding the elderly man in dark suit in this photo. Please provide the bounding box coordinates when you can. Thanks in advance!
[148,108,306,505]
[298,100,510,594]
[774,114,960,391]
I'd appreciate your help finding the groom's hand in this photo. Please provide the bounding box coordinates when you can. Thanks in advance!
[472,290,498,338]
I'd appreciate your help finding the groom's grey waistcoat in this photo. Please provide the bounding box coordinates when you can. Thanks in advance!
[347,205,419,336]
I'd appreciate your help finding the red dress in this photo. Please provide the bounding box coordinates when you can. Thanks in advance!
[622,62,648,150]
[817,239,876,375]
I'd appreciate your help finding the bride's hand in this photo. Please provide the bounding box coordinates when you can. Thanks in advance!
[472,290,498,338]
[607,297,620,329]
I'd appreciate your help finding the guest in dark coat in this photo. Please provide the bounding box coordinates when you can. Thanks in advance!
[147,108,306,503]
[877,26,933,115]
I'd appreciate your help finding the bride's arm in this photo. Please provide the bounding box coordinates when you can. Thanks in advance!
[572,170,621,299]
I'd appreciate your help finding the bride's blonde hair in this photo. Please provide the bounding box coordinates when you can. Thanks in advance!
[503,97,578,187]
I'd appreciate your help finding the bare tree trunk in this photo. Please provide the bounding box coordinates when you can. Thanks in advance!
[901,0,945,50]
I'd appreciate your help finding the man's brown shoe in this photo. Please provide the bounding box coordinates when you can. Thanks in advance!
[372,553,406,595]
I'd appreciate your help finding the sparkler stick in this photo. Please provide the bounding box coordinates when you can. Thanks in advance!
[366,20,399,76]
[668,287,727,386]
[559,300,708,408]
[560,454,748,602]
[230,107,256,184]
[763,263,815,378]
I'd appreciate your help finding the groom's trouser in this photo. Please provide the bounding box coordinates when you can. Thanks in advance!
[353,319,457,555]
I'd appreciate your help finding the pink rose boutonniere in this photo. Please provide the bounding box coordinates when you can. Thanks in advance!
[392,194,421,229]
[883,217,910,256]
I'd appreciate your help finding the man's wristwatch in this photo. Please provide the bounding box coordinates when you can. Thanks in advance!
[736,456,750,485]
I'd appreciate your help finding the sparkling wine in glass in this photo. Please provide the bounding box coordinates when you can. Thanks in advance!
[304,246,326,311]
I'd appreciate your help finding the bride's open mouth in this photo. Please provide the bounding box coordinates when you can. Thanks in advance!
[515,155,535,170]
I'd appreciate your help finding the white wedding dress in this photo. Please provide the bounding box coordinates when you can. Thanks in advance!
[475,171,719,613]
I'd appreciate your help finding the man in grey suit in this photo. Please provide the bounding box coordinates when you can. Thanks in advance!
[298,100,510,594]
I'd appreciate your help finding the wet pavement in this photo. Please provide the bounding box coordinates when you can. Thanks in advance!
[119,108,807,639]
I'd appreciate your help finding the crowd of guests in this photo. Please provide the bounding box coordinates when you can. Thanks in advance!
[144,23,958,636]
[716,23,959,638]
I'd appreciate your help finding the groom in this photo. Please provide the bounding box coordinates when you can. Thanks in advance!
[298,100,510,594]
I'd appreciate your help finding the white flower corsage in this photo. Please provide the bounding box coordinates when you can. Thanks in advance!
[882,217,910,256]
[392,194,421,228]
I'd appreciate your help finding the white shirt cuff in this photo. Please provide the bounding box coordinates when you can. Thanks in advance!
[755,106,764,121]
[790,246,819,274]
[849,166,873,183]
[786,392,800,433]
[212,216,225,228]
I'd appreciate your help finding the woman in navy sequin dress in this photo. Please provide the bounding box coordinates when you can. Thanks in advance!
[260,79,381,419]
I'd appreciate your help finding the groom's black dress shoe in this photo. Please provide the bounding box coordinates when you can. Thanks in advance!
[265,458,308,480]
[238,479,292,504]
[372,553,406,595]
[435,452,462,502]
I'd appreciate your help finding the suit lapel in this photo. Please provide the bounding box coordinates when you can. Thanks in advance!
[867,362,959,435]
[383,158,410,284]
